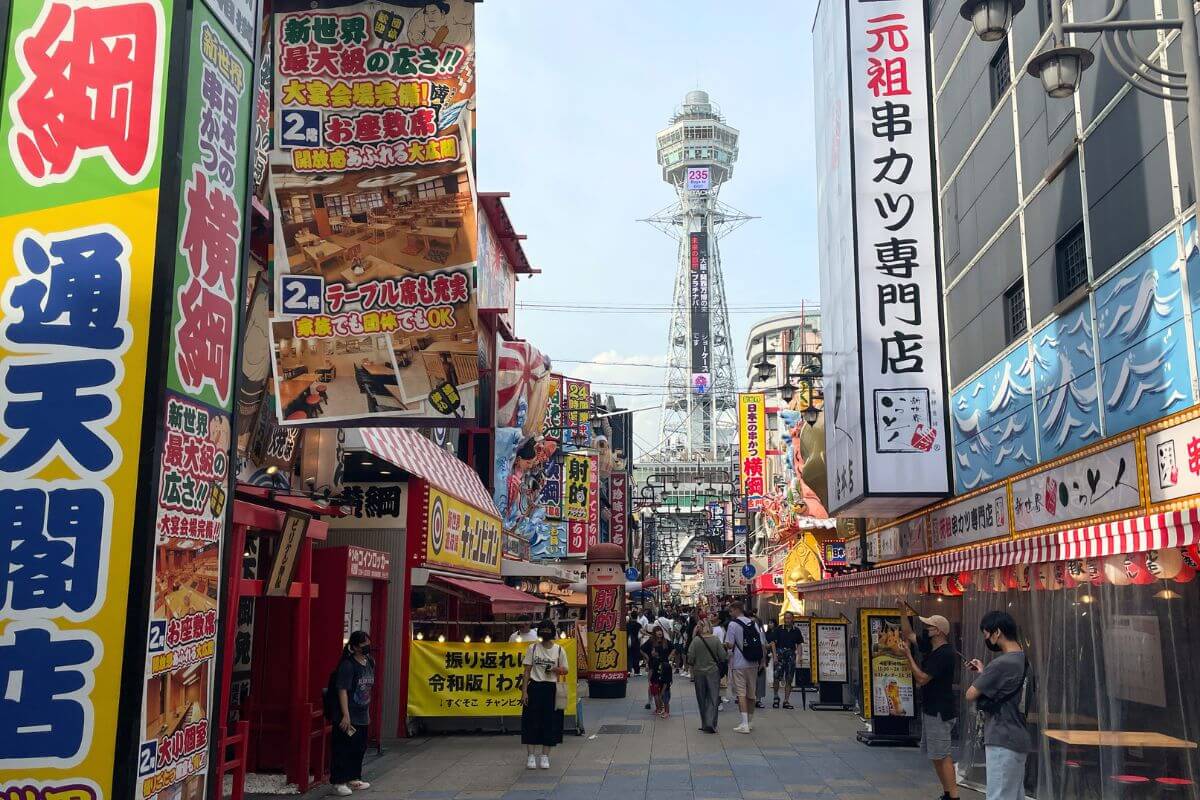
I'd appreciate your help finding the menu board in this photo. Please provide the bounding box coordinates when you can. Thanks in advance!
[859,608,914,719]
[811,618,848,683]
[795,615,813,670]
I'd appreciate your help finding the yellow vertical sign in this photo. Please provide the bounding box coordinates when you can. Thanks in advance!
[0,0,174,797]
[739,392,767,510]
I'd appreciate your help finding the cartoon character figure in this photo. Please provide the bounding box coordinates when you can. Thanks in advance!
[407,1,473,46]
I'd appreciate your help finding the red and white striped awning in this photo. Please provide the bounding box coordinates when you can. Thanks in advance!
[798,509,1200,594]
[922,508,1200,576]
[796,559,924,592]
[360,428,498,515]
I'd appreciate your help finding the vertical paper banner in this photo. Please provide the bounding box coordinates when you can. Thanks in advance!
[738,393,766,510]
[585,453,599,550]
[0,0,174,797]
[134,6,255,799]
[609,473,628,549]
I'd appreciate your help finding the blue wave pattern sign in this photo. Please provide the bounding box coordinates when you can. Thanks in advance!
[951,219,1197,494]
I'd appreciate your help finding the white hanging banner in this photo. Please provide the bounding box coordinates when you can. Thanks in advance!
[815,0,951,515]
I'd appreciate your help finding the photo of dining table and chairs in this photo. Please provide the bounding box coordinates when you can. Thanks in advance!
[269,327,406,422]
[272,162,476,283]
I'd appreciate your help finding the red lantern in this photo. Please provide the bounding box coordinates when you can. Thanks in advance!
[1084,557,1106,586]
[1016,564,1034,591]
[1176,546,1197,584]
[1054,561,1076,590]
[957,571,974,589]
[1001,566,1019,590]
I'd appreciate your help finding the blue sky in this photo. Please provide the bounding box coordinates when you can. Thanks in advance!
[476,1,820,453]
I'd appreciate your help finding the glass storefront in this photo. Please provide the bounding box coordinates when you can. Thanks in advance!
[804,548,1200,798]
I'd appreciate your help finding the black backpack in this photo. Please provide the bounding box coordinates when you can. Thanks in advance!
[735,619,764,663]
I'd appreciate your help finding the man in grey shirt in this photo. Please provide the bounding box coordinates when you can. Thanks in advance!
[966,611,1030,800]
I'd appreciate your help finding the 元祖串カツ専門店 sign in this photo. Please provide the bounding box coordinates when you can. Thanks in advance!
[814,0,951,516]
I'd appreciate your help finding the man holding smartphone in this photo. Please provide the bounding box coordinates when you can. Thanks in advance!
[894,602,959,800]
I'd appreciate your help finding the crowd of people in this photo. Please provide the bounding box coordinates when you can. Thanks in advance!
[623,601,808,734]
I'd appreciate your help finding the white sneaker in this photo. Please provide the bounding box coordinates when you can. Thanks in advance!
[538,755,550,769]
[333,785,353,796]
[733,723,750,734]
[348,781,370,790]
[526,755,537,770]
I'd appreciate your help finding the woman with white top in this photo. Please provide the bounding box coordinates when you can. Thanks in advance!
[520,620,569,769]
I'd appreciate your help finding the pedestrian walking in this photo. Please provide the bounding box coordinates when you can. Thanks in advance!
[767,611,803,709]
[520,620,570,770]
[752,610,767,708]
[723,600,765,733]
[626,609,643,675]
[331,631,374,796]
[712,609,732,707]
[686,619,727,733]
[966,611,1031,800]
[642,625,674,718]
[639,606,655,709]
[894,603,959,800]
[508,618,538,642]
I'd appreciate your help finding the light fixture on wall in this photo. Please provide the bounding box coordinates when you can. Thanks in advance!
[959,0,1024,42]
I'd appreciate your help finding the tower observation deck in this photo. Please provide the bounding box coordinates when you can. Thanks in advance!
[644,90,752,462]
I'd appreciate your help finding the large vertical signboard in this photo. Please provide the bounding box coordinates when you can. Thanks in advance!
[688,223,711,395]
[564,377,591,447]
[738,393,766,510]
[814,0,950,515]
[268,0,479,425]
[609,472,628,549]
[136,5,255,800]
[0,1,173,798]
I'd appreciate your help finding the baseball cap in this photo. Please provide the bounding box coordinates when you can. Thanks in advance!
[919,614,951,637]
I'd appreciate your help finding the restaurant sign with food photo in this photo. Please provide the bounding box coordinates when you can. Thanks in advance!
[859,608,914,720]
[268,0,480,426]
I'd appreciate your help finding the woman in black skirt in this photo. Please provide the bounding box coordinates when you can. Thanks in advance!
[520,620,568,769]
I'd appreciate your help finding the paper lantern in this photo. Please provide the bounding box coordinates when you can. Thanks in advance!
[1103,554,1132,586]
[945,575,965,596]
[957,571,974,589]
[1175,547,1197,584]
[1084,557,1106,586]
[1122,553,1156,585]
[1001,565,1019,590]
[1187,544,1200,568]
[975,569,991,592]
[1013,564,1033,591]
[1065,560,1087,586]
[991,569,1008,593]
[929,575,945,595]
[1145,548,1183,580]
[1039,562,1063,591]
[1054,561,1077,590]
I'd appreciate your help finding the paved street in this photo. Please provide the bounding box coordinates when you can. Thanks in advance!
[350,676,980,800]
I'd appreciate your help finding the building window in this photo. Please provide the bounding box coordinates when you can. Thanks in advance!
[1056,224,1088,300]
[1004,280,1027,343]
[990,43,1010,106]
[1039,0,1054,32]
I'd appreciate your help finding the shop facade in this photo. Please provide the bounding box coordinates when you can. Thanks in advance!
[801,407,1200,797]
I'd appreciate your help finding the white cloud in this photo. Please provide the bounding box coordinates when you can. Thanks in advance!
[556,350,667,458]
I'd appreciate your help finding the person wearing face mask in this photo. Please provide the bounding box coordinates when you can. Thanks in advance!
[520,620,569,770]
[966,611,1030,800]
[331,630,375,796]
[895,602,959,800]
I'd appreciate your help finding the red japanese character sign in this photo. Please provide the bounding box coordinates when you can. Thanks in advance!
[8,0,166,186]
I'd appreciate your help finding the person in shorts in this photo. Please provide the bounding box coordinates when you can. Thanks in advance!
[723,600,765,733]
[896,604,960,800]
[768,612,803,709]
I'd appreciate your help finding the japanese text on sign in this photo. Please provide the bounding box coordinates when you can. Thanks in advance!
[424,485,501,576]
[587,584,627,678]
[609,473,628,548]
[407,641,576,718]
[738,393,766,511]
[564,379,591,447]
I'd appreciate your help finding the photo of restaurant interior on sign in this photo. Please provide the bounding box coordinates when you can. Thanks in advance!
[268,150,481,425]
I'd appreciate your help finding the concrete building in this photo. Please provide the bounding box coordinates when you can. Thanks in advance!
[931,0,1199,491]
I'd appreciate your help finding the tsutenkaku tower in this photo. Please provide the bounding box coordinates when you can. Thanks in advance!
[644,90,751,460]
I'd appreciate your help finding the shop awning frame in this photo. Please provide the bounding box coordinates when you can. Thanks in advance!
[359,427,497,515]
[430,574,548,615]
[798,508,1200,594]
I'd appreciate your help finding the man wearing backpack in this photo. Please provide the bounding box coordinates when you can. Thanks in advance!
[723,600,765,733]
[966,611,1031,800]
